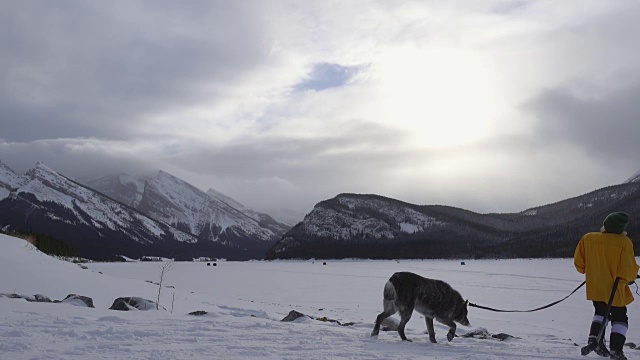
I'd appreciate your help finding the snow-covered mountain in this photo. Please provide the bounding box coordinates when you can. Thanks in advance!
[267,179,640,259]
[625,170,640,183]
[0,160,25,193]
[0,162,259,260]
[205,188,294,234]
[205,188,306,227]
[84,171,290,252]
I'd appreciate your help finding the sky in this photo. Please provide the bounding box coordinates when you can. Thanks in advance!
[2,1,640,216]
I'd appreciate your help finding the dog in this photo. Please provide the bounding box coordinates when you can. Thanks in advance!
[371,272,470,343]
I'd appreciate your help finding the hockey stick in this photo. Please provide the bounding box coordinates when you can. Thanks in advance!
[581,277,621,356]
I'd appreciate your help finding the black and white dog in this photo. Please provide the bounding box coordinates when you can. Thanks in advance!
[371,272,470,343]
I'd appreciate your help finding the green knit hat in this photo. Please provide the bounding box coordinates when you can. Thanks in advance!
[603,212,629,234]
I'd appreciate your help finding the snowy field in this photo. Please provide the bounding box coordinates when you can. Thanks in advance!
[1,233,640,360]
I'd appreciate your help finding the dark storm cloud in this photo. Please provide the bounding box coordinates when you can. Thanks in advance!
[526,82,640,163]
[0,139,156,179]
[0,0,269,142]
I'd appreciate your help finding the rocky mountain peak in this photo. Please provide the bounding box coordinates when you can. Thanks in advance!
[625,170,640,183]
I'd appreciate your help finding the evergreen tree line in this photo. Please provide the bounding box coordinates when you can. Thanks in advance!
[4,230,81,258]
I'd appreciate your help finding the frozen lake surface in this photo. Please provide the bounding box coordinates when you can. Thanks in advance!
[1,234,639,359]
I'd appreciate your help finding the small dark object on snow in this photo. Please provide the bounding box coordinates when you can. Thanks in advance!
[281,310,307,322]
[281,310,355,326]
[461,327,491,339]
[492,333,515,341]
[461,261,466,265]
[189,310,208,316]
[207,263,211,266]
[624,342,636,349]
[213,263,217,266]
[316,316,354,326]
[323,262,326,265]
[461,327,517,341]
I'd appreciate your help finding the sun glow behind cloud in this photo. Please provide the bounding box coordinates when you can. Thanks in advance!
[369,45,503,149]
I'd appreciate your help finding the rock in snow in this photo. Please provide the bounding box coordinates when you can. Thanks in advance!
[109,297,165,311]
[58,294,95,308]
[281,310,307,322]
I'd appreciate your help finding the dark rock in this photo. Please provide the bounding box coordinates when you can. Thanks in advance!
[0,293,25,300]
[0,293,51,302]
[109,297,164,311]
[60,294,94,308]
[282,310,307,322]
[31,294,52,303]
[189,310,208,316]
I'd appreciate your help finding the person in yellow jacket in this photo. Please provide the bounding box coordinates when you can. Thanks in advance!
[574,212,640,360]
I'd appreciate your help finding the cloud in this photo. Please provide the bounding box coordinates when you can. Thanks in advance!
[0,0,272,142]
[526,82,640,168]
[0,138,156,178]
[2,1,640,216]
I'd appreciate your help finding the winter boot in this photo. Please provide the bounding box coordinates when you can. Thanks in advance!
[609,350,627,360]
[588,336,610,357]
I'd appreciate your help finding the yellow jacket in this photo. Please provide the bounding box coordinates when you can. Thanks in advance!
[574,232,640,306]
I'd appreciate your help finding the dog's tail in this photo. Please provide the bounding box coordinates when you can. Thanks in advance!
[383,280,397,301]
[381,280,398,314]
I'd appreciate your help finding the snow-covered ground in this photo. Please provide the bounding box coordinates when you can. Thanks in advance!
[1,233,639,360]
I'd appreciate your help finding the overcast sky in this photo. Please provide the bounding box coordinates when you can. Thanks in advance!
[2,1,640,216]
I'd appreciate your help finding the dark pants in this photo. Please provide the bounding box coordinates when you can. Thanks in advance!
[590,301,628,351]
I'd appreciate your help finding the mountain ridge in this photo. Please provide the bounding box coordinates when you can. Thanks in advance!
[266,180,640,260]
[0,161,276,260]
[82,169,290,251]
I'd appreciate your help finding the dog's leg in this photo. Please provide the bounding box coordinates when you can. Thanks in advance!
[438,318,457,341]
[371,309,395,336]
[397,306,414,341]
[372,299,397,336]
[425,317,437,343]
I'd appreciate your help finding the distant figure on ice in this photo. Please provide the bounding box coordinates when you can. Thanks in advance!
[574,212,640,360]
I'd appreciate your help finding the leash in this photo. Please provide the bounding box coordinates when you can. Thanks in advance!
[468,280,586,313]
